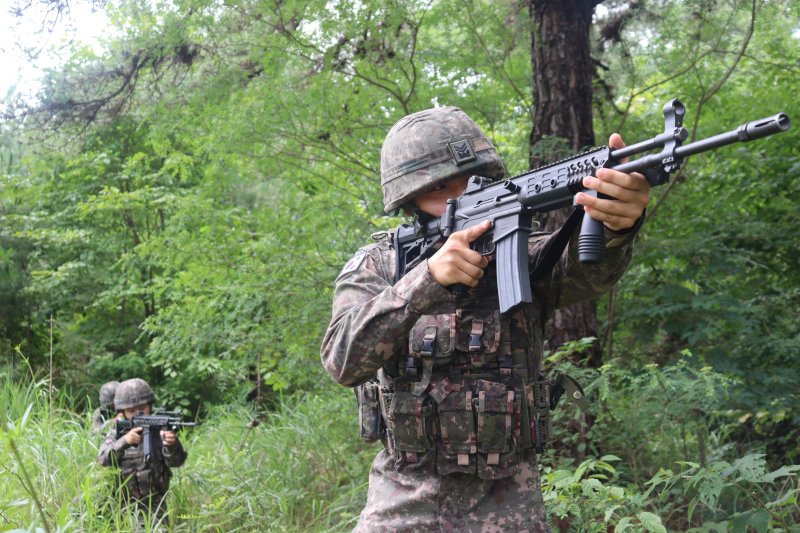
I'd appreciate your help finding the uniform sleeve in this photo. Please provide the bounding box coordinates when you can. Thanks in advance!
[320,245,453,387]
[530,214,643,309]
[97,429,129,467]
[162,437,187,468]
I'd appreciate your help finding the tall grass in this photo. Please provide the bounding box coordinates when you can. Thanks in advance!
[1,372,374,532]
[168,393,373,532]
[3,366,797,532]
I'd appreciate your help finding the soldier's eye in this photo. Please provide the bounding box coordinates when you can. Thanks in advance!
[430,182,447,191]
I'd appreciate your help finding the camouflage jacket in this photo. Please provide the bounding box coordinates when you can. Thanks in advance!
[321,220,639,476]
[97,427,187,501]
[321,220,639,386]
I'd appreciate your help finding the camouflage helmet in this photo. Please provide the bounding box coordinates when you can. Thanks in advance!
[98,380,120,410]
[380,106,506,213]
[114,378,155,411]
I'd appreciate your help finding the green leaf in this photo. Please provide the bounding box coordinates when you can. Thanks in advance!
[731,511,753,533]
[687,497,698,524]
[615,517,633,532]
[748,510,770,533]
[604,505,621,522]
[581,478,602,497]
[637,511,666,533]
[763,464,800,483]
[766,487,798,509]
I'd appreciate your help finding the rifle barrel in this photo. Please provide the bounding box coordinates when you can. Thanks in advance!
[611,113,789,175]
[676,113,790,158]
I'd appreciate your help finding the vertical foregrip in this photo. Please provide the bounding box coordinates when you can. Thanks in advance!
[578,211,606,263]
[496,228,534,314]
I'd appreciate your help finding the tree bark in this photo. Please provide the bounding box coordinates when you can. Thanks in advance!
[528,0,603,367]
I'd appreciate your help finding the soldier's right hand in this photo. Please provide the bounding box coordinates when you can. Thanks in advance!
[123,426,143,446]
[428,220,492,287]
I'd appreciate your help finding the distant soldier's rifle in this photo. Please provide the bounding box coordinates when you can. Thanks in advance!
[116,412,196,466]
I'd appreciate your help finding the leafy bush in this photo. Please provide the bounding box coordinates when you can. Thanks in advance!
[542,455,665,533]
[648,454,800,532]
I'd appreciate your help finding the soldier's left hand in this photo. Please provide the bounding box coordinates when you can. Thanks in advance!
[576,133,650,231]
[161,430,177,447]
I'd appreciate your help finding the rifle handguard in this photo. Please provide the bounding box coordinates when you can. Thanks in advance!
[392,100,790,313]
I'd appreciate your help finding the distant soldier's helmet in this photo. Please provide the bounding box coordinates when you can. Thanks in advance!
[380,106,506,213]
[114,378,155,411]
[98,381,120,410]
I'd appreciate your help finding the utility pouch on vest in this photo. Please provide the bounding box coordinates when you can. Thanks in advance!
[454,309,502,368]
[475,379,516,455]
[474,378,520,479]
[430,377,476,461]
[526,376,552,453]
[386,390,435,454]
[408,313,456,370]
[355,379,384,443]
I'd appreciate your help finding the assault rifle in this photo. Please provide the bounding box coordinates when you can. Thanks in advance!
[116,411,195,465]
[394,99,790,314]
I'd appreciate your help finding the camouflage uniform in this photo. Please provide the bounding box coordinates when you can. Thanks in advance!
[97,379,187,524]
[322,221,633,531]
[322,217,637,531]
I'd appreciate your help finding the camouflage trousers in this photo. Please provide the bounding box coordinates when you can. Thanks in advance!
[354,450,550,532]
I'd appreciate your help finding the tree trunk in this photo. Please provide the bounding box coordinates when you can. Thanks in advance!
[528,0,603,368]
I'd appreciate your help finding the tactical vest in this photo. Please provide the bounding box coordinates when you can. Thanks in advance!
[114,443,173,502]
[356,282,553,481]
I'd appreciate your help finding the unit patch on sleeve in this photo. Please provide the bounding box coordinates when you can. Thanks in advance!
[338,249,368,278]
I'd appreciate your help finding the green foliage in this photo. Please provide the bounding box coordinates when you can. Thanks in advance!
[542,455,664,533]
[591,358,735,480]
[648,454,800,532]
[169,390,372,531]
[540,342,800,531]
[544,343,736,482]
[0,0,799,529]
[540,452,800,533]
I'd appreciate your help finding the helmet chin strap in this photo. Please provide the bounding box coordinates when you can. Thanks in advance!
[406,204,433,224]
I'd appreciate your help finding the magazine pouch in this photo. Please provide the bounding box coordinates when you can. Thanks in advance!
[355,378,384,443]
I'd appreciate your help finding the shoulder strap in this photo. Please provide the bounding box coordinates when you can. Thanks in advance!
[530,207,584,280]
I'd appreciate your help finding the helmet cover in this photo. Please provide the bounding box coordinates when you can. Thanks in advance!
[380,106,505,213]
[98,380,120,409]
[114,378,155,411]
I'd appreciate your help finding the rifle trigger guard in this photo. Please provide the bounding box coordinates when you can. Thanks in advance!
[472,234,496,256]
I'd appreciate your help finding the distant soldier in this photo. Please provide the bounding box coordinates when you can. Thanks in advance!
[90,380,120,436]
[97,378,187,529]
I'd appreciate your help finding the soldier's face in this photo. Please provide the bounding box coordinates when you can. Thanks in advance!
[122,403,152,420]
[413,175,470,217]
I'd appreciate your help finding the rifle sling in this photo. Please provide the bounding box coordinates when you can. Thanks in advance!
[530,207,584,281]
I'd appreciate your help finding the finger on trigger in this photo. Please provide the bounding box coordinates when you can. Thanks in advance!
[466,220,492,243]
